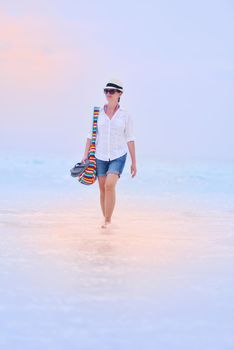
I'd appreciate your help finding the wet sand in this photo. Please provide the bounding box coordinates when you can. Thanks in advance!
[0,199,234,349]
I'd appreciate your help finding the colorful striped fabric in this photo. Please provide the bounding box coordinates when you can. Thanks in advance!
[78,106,100,185]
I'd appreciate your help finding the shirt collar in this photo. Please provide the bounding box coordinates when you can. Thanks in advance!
[101,104,123,112]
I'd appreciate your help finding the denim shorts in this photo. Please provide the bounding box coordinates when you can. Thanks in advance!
[95,152,127,178]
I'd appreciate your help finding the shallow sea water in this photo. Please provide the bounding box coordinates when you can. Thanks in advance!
[0,153,234,349]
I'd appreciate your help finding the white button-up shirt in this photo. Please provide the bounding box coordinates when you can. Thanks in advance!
[87,105,135,161]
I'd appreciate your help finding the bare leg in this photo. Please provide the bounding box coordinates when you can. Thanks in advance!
[103,173,119,227]
[97,176,107,217]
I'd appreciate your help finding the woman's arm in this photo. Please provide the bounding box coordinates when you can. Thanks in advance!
[82,138,91,162]
[125,113,137,177]
[127,140,137,177]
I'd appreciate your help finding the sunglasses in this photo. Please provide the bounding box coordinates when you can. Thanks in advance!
[104,88,120,95]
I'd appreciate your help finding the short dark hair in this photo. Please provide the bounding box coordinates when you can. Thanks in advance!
[117,90,122,103]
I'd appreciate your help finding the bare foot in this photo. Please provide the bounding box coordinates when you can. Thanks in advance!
[101,220,111,229]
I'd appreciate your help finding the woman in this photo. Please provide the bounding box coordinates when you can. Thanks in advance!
[82,79,137,229]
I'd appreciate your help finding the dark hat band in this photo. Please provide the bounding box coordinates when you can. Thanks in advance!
[105,83,123,90]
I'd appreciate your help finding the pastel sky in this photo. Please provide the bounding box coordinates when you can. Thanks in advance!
[0,1,233,160]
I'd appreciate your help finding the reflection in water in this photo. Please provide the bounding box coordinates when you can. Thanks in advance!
[0,203,234,349]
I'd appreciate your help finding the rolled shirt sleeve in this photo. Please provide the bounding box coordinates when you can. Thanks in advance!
[124,113,135,142]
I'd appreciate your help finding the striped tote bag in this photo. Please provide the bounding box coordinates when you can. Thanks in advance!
[78,106,100,185]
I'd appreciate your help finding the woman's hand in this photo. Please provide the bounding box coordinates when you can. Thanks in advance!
[131,162,137,177]
[81,155,89,163]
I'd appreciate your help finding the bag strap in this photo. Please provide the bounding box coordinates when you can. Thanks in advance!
[88,106,100,158]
